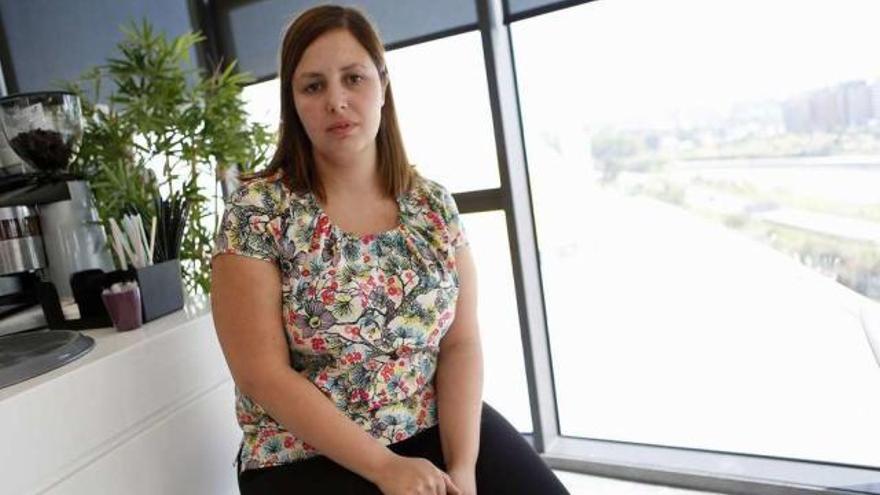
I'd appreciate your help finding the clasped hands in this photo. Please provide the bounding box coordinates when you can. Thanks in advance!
[373,453,476,495]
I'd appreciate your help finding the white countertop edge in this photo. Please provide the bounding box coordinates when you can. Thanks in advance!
[0,296,213,403]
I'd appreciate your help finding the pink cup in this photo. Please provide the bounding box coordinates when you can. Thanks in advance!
[101,286,143,331]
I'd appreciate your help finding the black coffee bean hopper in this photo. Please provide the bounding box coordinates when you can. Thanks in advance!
[37,259,185,330]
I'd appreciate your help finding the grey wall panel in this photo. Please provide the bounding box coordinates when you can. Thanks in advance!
[0,0,194,94]
[504,0,594,22]
[506,0,552,16]
[223,0,477,81]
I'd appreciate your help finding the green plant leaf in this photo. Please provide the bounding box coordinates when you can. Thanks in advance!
[64,18,274,294]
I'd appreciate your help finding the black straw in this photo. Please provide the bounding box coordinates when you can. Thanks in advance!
[141,192,189,263]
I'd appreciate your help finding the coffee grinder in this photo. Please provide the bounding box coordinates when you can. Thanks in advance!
[0,91,114,336]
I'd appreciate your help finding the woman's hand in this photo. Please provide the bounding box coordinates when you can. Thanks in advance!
[447,465,476,495]
[373,454,461,495]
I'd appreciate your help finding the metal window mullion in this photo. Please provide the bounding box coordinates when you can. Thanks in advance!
[0,9,20,93]
[452,188,503,213]
[190,0,228,75]
[0,58,8,97]
[475,0,560,452]
[541,436,880,495]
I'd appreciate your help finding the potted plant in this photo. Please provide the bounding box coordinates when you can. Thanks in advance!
[60,19,275,294]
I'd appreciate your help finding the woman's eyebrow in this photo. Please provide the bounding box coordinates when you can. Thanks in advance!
[296,63,368,80]
[340,62,367,71]
[296,71,324,81]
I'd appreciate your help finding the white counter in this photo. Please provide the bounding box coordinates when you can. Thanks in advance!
[0,297,241,495]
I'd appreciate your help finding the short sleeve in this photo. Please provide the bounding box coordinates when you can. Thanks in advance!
[442,187,468,250]
[433,182,468,250]
[212,179,284,263]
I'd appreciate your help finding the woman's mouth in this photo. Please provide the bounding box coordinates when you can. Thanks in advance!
[327,121,357,136]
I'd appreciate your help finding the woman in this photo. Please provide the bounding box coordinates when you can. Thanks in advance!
[211,5,569,494]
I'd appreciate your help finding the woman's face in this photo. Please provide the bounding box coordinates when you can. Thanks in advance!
[292,29,387,164]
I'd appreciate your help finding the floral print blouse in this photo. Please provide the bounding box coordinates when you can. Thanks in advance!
[212,172,467,473]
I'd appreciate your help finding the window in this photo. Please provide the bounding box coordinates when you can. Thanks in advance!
[386,32,500,193]
[242,78,280,133]
[512,0,880,467]
[463,211,532,432]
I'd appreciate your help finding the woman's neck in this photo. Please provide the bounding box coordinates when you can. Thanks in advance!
[313,145,384,202]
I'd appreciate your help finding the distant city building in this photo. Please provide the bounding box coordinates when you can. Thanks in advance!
[782,81,874,133]
[841,80,873,127]
[782,97,812,133]
[870,80,880,123]
[810,87,847,131]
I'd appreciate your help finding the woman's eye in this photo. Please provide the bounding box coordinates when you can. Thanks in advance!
[346,74,364,85]
[303,82,322,93]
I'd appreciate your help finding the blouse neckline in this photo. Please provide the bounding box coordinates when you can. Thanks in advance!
[306,189,409,242]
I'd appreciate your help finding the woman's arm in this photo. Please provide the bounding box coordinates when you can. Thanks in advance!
[212,255,460,494]
[212,255,394,477]
[436,246,484,487]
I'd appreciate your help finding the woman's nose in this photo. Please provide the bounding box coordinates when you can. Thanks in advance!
[325,84,348,113]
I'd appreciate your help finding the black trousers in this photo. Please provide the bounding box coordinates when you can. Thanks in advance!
[238,403,570,494]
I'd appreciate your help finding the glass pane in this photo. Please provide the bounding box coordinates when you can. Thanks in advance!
[386,32,500,193]
[513,0,880,467]
[242,78,280,131]
[463,211,533,432]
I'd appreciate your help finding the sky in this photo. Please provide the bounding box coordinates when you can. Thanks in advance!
[511,0,880,128]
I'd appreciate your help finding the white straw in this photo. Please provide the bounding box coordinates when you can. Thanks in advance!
[123,218,139,267]
[108,220,126,269]
[122,216,135,267]
[123,215,144,268]
[109,218,134,269]
[148,216,157,265]
[132,217,145,268]
[135,214,150,264]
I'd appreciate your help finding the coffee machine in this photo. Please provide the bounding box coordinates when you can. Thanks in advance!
[0,91,114,336]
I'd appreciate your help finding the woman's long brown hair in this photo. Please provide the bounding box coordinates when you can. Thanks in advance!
[250,4,416,201]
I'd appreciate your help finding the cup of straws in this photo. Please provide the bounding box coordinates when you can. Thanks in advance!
[107,211,156,270]
[107,196,189,270]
